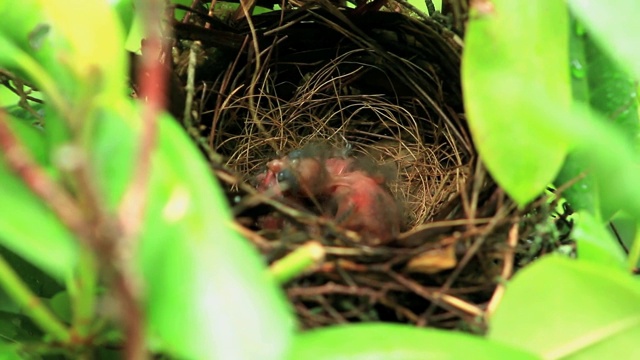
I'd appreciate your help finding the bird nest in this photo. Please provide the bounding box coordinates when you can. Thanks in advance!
[170,1,572,332]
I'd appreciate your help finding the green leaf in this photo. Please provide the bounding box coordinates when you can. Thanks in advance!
[489,256,640,359]
[0,246,63,314]
[48,291,72,324]
[141,116,294,360]
[143,117,294,359]
[89,108,295,359]
[0,311,43,343]
[568,0,640,80]
[609,212,637,252]
[111,0,135,34]
[577,38,638,142]
[37,0,127,101]
[87,106,138,210]
[572,212,626,268]
[554,153,596,214]
[0,0,126,121]
[287,323,539,360]
[0,1,48,79]
[0,340,23,360]
[462,0,571,205]
[558,15,639,217]
[567,108,640,221]
[0,117,77,279]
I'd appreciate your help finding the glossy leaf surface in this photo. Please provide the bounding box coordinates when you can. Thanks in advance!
[287,323,539,360]
[0,117,77,278]
[489,256,640,359]
[558,15,639,217]
[569,0,640,79]
[462,0,571,205]
[90,109,295,360]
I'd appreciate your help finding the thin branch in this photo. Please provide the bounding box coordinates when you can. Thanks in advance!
[115,1,171,359]
[118,1,166,239]
[390,272,483,318]
[485,222,518,319]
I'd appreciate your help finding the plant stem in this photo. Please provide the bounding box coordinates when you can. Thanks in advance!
[269,241,325,284]
[0,253,70,342]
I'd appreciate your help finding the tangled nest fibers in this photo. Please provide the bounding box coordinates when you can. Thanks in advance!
[170,1,573,331]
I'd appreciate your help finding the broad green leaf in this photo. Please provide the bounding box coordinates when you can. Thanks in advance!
[141,116,294,360]
[551,103,640,230]
[48,291,72,324]
[577,39,638,143]
[572,212,626,268]
[0,117,77,279]
[87,105,138,210]
[2,115,48,166]
[558,16,639,216]
[0,246,63,314]
[287,323,539,360]
[0,1,48,77]
[110,0,135,34]
[0,340,23,360]
[0,0,126,121]
[90,109,294,360]
[568,110,640,221]
[462,0,571,205]
[489,256,640,359]
[568,0,640,80]
[554,153,596,214]
[0,311,43,344]
[0,1,69,117]
[609,212,637,252]
[0,87,19,108]
[5,101,45,127]
[464,76,640,239]
[38,0,127,102]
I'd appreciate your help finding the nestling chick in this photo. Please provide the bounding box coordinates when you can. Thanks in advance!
[326,170,401,245]
[255,145,401,245]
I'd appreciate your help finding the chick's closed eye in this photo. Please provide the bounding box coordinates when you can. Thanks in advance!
[276,168,299,189]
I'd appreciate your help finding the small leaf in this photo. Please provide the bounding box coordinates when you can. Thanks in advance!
[48,291,72,324]
[554,153,596,214]
[287,323,539,360]
[489,256,640,359]
[462,0,572,205]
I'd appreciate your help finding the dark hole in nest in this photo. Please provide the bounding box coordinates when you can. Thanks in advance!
[169,2,574,332]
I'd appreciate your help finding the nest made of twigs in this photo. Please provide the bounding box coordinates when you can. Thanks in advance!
[169,1,572,332]
[200,3,470,227]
